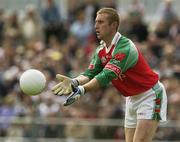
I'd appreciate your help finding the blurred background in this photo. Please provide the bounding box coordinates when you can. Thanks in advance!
[0,0,179,141]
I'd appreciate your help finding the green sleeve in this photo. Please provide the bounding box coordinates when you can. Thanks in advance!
[81,46,104,79]
[95,37,139,87]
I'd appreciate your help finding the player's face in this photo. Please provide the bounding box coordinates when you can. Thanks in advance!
[95,13,113,41]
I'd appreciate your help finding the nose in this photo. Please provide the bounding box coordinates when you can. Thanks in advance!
[94,22,98,29]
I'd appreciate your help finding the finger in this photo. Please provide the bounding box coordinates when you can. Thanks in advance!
[64,93,80,106]
[63,78,71,85]
[52,84,64,94]
[63,87,72,95]
[52,82,62,91]
[64,92,80,105]
[57,89,65,96]
[74,94,80,100]
[56,74,68,81]
[52,82,65,92]
[63,91,71,95]
[53,87,62,95]
[63,98,75,106]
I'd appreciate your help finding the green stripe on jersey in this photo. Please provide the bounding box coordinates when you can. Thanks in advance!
[112,36,139,73]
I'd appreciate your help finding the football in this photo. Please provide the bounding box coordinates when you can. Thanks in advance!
[19,69,46,96]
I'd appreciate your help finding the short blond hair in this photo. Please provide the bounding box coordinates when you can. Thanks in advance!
[97,8,120,31]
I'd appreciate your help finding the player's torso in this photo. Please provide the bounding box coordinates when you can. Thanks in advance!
[97,36,159,96]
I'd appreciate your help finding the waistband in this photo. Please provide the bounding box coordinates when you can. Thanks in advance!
[128,81,162,100]
[152,81,162,92]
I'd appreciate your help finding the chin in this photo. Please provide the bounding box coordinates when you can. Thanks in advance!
[97,35,102,40]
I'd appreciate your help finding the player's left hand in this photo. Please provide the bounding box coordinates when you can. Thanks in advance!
[63,86,85,106]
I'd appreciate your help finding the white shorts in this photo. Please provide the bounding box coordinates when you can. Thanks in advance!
[124,81,167,128]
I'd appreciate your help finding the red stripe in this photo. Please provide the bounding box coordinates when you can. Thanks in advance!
[105,63,121,76]
[108,45,115,54]
[155,109,160,113]
[155,98,161,105]
[88,64,94,70]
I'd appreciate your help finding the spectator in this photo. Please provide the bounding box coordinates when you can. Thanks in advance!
[41,0,67,45]
[70,7,93,46]
[4,11,22,48]
[127,11,149,42]
[158,0,178,25]
[128,0,144,17]
[0,93,17,136]
[0,9,5,46]
[21,4,43,43]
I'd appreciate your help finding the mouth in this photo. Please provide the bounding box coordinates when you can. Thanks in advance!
[96,31,100,36]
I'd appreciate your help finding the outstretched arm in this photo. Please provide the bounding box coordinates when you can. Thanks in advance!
[63,78,101,106]
[74,75,90,86]
[52,74,90,96]
[83,78,101,92]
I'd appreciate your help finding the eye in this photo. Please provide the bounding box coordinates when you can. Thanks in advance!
[95,20,103,24]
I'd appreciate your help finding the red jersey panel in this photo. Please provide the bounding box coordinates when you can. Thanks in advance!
[112,50,159,96]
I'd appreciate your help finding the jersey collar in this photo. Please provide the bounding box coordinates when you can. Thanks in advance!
[100,32,121,53]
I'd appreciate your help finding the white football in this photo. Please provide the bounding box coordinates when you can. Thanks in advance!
[19,69,46,96]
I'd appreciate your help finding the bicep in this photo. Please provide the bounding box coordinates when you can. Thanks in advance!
[82,52,103,79]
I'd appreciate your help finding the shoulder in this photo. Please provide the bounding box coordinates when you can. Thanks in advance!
[118,36,134,48]
[113,36,138,58]
[114,36,135,53]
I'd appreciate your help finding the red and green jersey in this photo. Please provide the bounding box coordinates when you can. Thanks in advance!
[82,33,159,97]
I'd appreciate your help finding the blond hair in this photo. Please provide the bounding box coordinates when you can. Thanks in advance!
[97,8,120,31]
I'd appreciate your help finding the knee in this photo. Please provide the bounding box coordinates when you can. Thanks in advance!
[134,137,146,142]
[134,136,152,142]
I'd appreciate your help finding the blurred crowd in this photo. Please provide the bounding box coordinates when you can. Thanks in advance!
[0,0,179,141]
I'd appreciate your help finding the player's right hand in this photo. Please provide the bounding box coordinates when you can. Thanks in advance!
[52,74,72,96]
[52,74,79,96]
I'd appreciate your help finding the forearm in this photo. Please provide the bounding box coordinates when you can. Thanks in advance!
[63,77,101,106]
[83,78,101,93]
[74,75,90,85]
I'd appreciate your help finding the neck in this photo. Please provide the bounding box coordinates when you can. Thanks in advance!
[104,32,116,47]
[105,39,112,48]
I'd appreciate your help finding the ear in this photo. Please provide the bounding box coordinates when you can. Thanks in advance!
[111,21,118,30]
